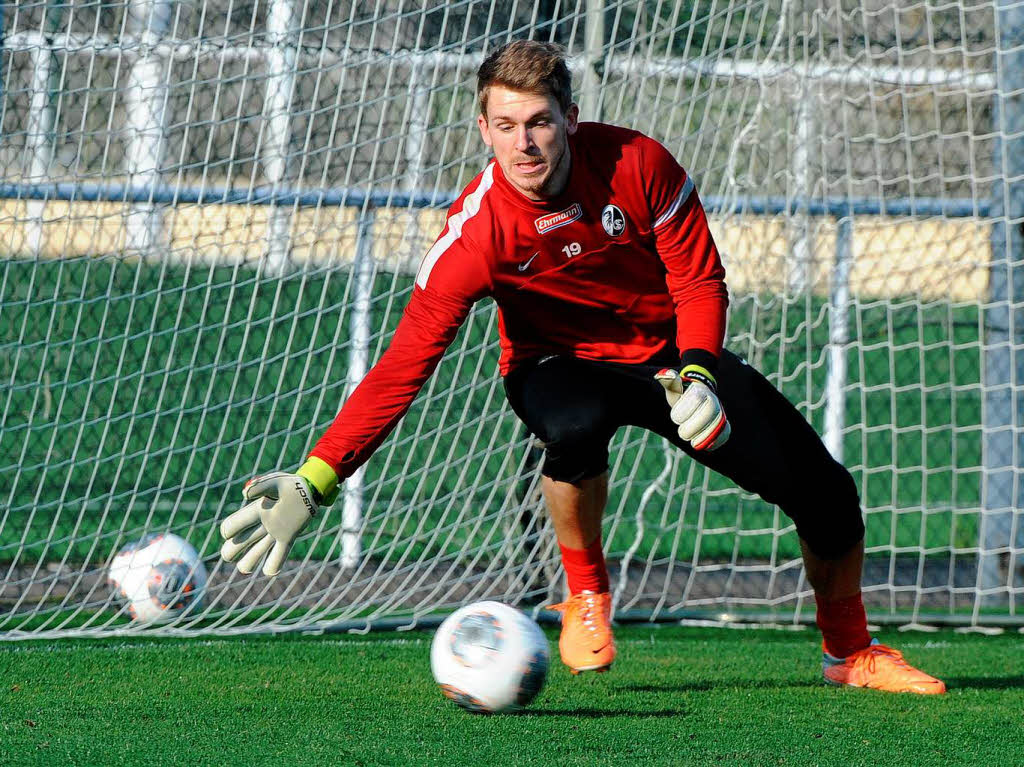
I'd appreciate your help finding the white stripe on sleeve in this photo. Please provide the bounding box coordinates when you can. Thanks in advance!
[415,163,495,289]
[652,175,695,229]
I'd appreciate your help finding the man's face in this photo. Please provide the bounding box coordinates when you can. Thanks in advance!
[477,85,579,200]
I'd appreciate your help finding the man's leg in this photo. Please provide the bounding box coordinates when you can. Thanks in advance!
[545,472,606,550]
[807,537,943,693]
[504,358,623,673]
[800,537,863,601]
[800,537,873,661]
[637,350,945,693]
[803,535,943,693]
[543,472,616,672]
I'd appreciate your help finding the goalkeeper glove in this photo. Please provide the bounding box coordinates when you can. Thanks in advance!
[654,365,731,451]
[219,457,338,577]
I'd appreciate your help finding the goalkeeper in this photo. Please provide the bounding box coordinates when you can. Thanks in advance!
[220,39,944,695]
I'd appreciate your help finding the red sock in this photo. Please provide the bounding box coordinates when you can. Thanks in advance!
[559,538,610,594]
[815,592,871,658]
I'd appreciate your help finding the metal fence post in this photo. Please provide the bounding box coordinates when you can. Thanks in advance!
[824,211,853,462]
[981,0,1024,606]
[124,0,171,257]
[341,207,375,568]
[26,36,54,255]
[261,0,298,274]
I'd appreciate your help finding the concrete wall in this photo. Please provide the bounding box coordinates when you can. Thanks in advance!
[0,200,990,302]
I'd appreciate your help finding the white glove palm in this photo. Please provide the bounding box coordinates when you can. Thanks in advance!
[655,367,731,451]
[220,471,319,576]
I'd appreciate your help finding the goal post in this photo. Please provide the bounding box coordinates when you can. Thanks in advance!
[0,0,1021,638]
[980,0,1024,607]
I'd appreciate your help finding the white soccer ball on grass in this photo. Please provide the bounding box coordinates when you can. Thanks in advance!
[107,533,208,624]
[430,600,549,713]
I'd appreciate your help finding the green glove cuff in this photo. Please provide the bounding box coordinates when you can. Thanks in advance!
[297,457,340,506]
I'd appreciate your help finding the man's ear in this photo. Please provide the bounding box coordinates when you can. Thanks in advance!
[477,113,493,148]
[565,103,580,136]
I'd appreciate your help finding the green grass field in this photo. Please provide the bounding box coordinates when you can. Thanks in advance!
[2,258,986,571]
[3,625,1021,766]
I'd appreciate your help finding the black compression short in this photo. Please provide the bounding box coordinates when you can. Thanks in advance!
[503,349,864,560]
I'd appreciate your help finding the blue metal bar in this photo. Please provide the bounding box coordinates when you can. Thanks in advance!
[0,180,993,218]
[722,195,992,219]
[0,181,452,209]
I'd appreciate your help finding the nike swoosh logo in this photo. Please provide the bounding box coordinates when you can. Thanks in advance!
[518,252,540,271]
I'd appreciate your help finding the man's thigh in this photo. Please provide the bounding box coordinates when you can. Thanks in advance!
[634,350,862,556]
[503,349,862,556]
[502,355,665,482]
[630,352,833,492]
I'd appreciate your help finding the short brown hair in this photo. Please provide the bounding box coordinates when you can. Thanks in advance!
[477,40,573,117]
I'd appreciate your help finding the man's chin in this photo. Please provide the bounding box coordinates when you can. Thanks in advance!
[507,169,553,199]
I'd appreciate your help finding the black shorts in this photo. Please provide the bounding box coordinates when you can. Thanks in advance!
[503,349,864,559]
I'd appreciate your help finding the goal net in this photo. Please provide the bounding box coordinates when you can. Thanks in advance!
[2,0,1021,638]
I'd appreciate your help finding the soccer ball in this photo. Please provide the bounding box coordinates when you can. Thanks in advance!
[430,601,549,714]
[107,533,208,624]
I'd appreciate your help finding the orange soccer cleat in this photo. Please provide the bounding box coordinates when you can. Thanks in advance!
[822,639,946,694]
[547,591,616,674]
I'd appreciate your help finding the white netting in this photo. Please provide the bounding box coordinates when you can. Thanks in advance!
[1,0,1021,638]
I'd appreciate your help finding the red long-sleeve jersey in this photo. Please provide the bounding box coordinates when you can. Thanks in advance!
[311,122,727,480]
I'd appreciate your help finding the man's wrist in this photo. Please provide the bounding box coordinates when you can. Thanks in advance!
[297,456,340,506]
[679,348,719,382]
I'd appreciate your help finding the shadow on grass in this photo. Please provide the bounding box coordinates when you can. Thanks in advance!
[620,679,823,693]
[516,707,685,718]
[944,676,1024,690]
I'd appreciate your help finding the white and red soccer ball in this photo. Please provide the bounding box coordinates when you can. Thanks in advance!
[430,601,549,713]
[108,533,207,624]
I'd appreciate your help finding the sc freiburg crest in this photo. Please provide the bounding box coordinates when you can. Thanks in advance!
[601,204,626,237]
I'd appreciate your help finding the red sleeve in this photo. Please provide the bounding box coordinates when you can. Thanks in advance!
[639,137,728,373]
[308,214,492,481]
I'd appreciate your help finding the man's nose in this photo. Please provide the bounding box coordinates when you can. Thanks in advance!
[514,126,534,152]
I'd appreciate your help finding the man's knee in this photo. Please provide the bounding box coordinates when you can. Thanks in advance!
[788,460,864,560]
[537,415,610,484]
